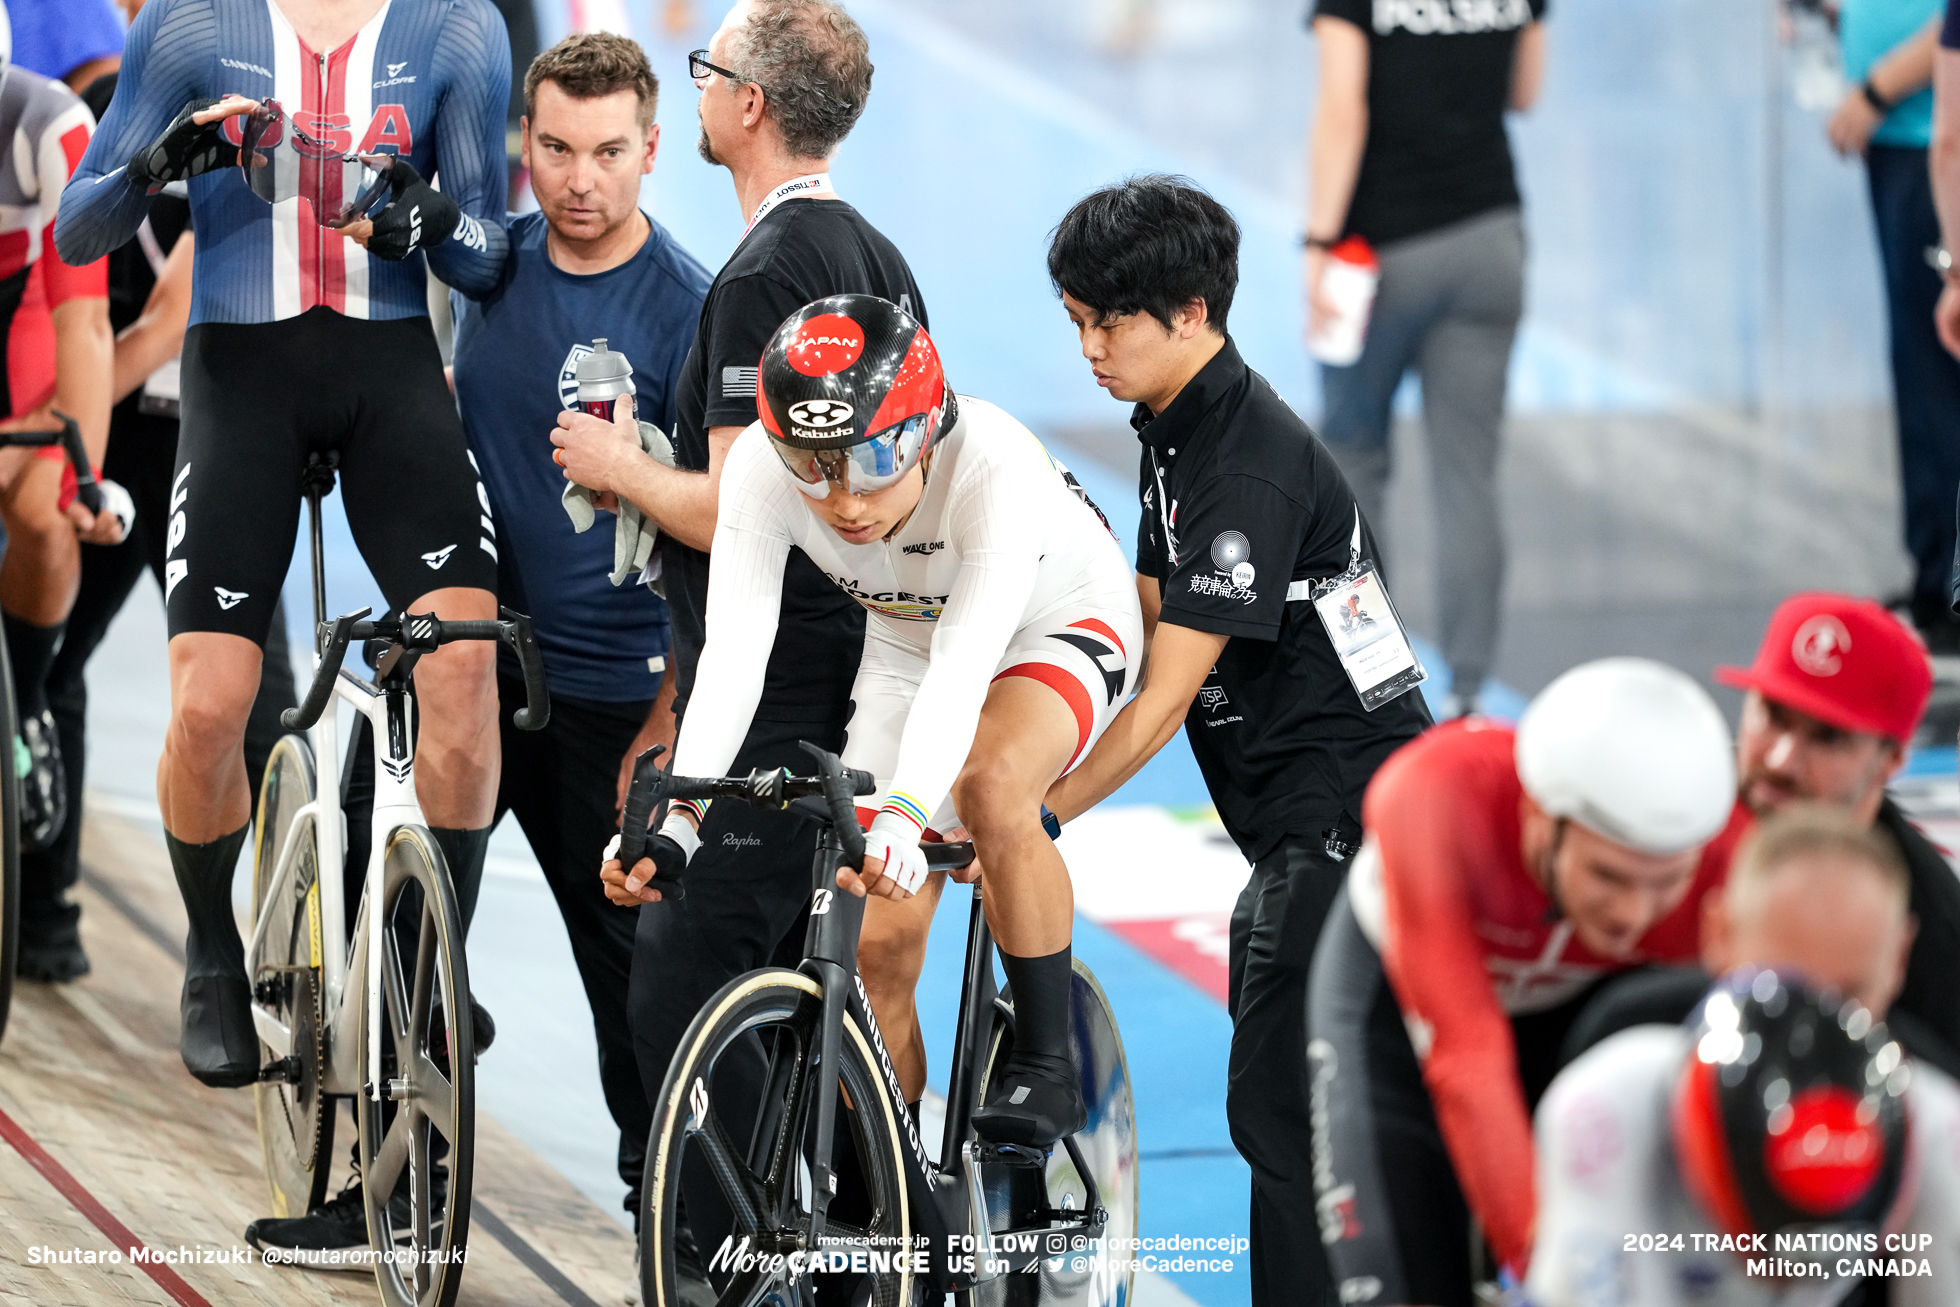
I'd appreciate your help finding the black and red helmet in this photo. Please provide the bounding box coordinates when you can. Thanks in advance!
[1671,970,1910,1240]
[758,294,954,497]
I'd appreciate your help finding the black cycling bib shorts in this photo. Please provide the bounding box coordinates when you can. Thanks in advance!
[166,307,498,644]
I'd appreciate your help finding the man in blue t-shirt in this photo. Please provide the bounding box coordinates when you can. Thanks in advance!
[451,31,709,1222]
[1827,0,1960,649]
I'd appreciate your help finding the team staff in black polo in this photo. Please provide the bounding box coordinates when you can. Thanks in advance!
[1042,176,1430,1307]
[548,0,922,1252]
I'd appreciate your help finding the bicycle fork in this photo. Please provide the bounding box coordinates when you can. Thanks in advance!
[798,828,866,1248]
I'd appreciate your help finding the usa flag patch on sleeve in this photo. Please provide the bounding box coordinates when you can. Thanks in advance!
[722,366,759,398]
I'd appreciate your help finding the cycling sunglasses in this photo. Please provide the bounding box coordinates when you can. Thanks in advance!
[769,413,934,499]
[237,100,394,228]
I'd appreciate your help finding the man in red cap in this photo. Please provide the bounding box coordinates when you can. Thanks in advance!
[1564,591,1960,1073]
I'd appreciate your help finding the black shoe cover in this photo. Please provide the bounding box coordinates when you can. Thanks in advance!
[470,995,495,1056]
[972,1051,1086,1148]
[180,973,259,1088]
[17,928,88,982]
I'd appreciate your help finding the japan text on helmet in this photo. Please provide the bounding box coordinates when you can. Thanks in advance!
[758,294,954,498]
[1672,969,1910,1240]
[1515,657,1736,857]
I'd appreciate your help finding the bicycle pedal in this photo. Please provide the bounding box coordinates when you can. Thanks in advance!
[257,1055,302,1084]
[974,1140,1050,1169]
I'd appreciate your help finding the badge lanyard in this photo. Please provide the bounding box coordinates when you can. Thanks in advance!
[1307,510,1426,711]
[741,172,834,243]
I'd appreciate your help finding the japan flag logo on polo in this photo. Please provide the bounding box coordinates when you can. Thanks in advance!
[1792,615,1851,677]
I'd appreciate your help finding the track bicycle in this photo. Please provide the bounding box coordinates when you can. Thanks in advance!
[247,452,549,1307]
[0,413,108,1048]
[628,742,1140,1307]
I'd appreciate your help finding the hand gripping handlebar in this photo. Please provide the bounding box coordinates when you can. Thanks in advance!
[622,741,981,876]
[282,605,550,732]
[0,411,104,515]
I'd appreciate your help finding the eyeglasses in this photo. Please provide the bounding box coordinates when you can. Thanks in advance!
[689,49,756,90]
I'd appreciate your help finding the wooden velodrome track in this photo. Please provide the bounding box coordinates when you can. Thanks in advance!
[0,806,639,1307]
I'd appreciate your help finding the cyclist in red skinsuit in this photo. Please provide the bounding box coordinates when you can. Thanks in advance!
[1308,658,1738,1306]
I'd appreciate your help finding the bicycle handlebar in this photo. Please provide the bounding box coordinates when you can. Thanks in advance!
[616,742,887,880]
[0,411,104,514]
[281,605,551,732]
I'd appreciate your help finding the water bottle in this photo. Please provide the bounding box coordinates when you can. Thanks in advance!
[1308,236,1381,368]
[576,338,635,421]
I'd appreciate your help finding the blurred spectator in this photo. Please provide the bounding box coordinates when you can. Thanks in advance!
[1825,1,1960,649]
[9,0,124,92]
[1933,1,1960,361]
[1563,592,1960,1077]
[14,65,299,985]
[1303,0,1546,717]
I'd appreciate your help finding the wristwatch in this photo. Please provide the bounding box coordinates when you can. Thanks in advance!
[1039,805,1062,840]
[1861,77,1894,114]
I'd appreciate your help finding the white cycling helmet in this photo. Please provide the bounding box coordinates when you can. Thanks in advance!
[1515,657,1736,857]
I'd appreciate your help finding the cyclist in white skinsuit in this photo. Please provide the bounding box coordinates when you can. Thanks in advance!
[1528,996,1960,1306]
[607,295,1141,1147]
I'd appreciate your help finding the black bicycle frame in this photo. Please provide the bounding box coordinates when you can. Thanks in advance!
[790,826,1106,1291]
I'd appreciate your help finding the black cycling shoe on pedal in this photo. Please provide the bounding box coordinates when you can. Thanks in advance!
[972,1051,1086,1149]
[17,710,66,852]
[246,1179,431,1269]
[179,973,260,1088]
[471,995,495,1056]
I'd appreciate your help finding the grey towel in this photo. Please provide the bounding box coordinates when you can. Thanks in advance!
[561,419,677,588]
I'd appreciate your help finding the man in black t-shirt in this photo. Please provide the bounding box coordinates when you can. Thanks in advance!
[1303,0,1546,718]
[1045,176,1429,1307]
[549,0,922,1242]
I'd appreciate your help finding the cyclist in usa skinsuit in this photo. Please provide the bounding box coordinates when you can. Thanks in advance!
[54,0,511,1121]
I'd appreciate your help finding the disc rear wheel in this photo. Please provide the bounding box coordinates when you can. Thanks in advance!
[977,960,1139,1306]
[250,734,334,1217]
[356,825,474,1307]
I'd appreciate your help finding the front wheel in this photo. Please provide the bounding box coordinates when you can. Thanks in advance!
[355,825,474,1307]
[642,968,914,1307]
[977,960,1140,1307]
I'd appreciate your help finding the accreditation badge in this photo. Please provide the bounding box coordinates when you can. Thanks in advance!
[1309,512,1425,711]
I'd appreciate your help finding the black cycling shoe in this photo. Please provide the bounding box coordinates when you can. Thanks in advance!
[246,1180,429,1270]
[17,926,89,982]
[972,1051,1086,1149]
[470,995,495,1056]
[17,710,66,852]
[179,973,259,1088]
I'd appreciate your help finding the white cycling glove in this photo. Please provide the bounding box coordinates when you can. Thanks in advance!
[863,812,930,895]
[95,478,136,541]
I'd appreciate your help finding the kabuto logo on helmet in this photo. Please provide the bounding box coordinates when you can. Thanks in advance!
[788,399,855,430]
[787,313,866,377]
